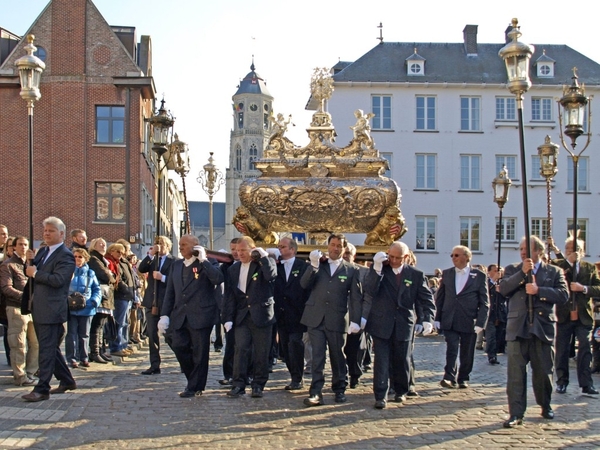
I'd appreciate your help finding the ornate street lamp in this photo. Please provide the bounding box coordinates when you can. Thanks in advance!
[499,18,534,325]
[492,166,512,268]
[15,34,45,250]
[197,152,224,250]
[537,136,559,260]
[170,134,191,235]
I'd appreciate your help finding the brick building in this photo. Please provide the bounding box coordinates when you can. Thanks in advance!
[0,0,176,250]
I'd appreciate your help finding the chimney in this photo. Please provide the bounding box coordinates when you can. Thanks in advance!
[463,24,478,55]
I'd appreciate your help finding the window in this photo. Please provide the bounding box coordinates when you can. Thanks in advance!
[372,95,392,130]
[495,155,517,180]
[95,182,125,222]
[238,112,244,129]
[34,46,47,62]
[567,156,588,191]
[416,216,436,251]
[531,218,550,241]
[409,63,423,75]
[537,64,554,77]
[416,154,436,189]
[530,155,543,180]
[531,97,552,121]
[416,96,436,130]
[460,97,480,131]
[460,217,480,251]
[496,97,516,121]
[496,217,516,241]
[381,152,392,177]
[566,218,588,244]
[235,145,242,171]
[96,106,124,144]
[249,144,258,170]
[460,155,481,190]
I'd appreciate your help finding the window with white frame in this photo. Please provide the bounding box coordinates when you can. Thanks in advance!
[372,95,392,130]
[460,97,480,131]
[496,97,516,121]
[567,156,589,191]
[566,218,588,244]
[537,64,554,77]
[496,217,516,241]
[530,155,543,180]
[416,154,436,189]
[495,155,517,180]
[415,216,436,251]
[531,97,552,121]
[409,62,424,75]
[460,217,480,251]
[416,96,436,130]
[531,218,550,241]
[460,155,481,190]
[381,152,392,177]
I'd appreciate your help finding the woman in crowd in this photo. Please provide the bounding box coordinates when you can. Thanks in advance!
[0,236,15,365]
[65,248,101,368]
[87,238,116,363]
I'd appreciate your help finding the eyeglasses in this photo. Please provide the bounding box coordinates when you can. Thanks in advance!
[74,256,85,259]
[450,254,464,258]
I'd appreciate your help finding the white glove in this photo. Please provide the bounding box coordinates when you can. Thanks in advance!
[309,250,322,269]
[373,251,388,272]
[157,315,170,334]
[254,247,269,258]
[193,245,206,262]
[422,322,434,336]
[360,317,367,329]
[434,321,441,330]
[474,326,484,334]
[348,322,360,334]
[266,248,281,260]
[414,324,423,334]
[224,321,233,333]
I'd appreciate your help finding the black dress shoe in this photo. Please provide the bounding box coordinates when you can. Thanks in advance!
[458,381,469,389]
[488,357,500,365]
[394,394,406,403]
[251,387,263,398]
[503,416,523,428]
[227,386,245,398]
[582,386,599,396]
[99,353,113,362]
[285,381,303,391]
[440,379,457,388]
[556,384,567,394]
[91,354,108,364]
[141,368,161,375]
[406,390,419,397]
[334,392,347,403]
[50,384,77,394]
[541,408,554,419]
[179,389,201,398]
[303,394,323,407]
[218,378,233,386]
[374,399,387,409]
[22,391,49,402]
[349,377,360,389]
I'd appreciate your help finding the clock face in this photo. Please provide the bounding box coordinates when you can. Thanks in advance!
[250,103,258,111]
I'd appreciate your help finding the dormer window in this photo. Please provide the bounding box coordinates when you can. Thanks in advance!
[536,50,555,78]
[409,63,423,75]
[406,48,425,76]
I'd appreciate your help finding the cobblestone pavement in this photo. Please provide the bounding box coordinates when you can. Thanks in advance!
[0,333,599,449]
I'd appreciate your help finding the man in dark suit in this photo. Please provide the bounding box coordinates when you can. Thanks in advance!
[158,235,223,397]
[274,237,310,391]
[138,235,177,375]
[499,236,568,428]
[552,237,600,397]
[434,245,489,389]
[217,238,239,386]
[22,216,76,402]
[485,264,508,365]
[300,233,362,406]
[223,236,277,398]
[363,241,435,409]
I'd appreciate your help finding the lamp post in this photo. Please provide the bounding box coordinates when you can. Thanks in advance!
[170,134,191,235]
[492,165,512,268]
[499,18,534,325]
[197,152,224,250]
[15,34,45,249]
[537,136,559,260]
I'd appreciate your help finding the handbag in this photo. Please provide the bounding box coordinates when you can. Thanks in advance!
[68,273,92,311]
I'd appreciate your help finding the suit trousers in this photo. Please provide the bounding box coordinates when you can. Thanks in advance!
[278,327,304,383]
[373,335,411,400]
[232,315,272,390]
[33,321,75,395]
[222,327,235,380]
[344,331,366,380]
[170,317,212,392]
[485,320,507,359]
[556,320,593,389]
[506,336,554,417]
[308,323,348,395]
[443,329,476,383]
[145,309,161,370]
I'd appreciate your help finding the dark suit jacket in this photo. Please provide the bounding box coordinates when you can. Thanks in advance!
[435,266,489,333]
[162,258,224,330]
[499,261,568,343]
[551,259,600,327]
[30,243,76,325]
[487,278,508,324]
[223,256,277,328]
[299,259,362,333]
[274,258,310,333]
[363,264,435,341]
[138,254,178,310]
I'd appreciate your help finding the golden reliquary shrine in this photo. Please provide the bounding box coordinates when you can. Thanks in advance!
[232,68,406,256]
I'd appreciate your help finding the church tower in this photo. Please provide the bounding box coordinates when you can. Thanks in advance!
[225,61,273,241]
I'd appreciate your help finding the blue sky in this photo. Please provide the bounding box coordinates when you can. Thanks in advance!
[2,0,598,202]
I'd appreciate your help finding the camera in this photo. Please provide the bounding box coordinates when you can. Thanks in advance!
[251,250,261,261]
